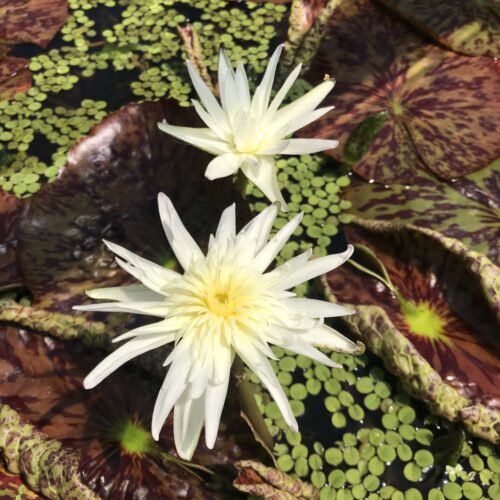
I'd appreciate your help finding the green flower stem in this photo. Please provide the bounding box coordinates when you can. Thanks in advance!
[0,298,110,348]
[177,24,215,93]
[0,403,99,499]
[281,0,343,74]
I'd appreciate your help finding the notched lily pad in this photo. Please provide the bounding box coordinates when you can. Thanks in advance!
[18,99,238,312]
[345,162,500,263]
[303,0,500,183]
[322,218,500,442]
[379,0,500,57]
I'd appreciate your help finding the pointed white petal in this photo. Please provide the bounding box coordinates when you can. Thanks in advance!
[251,44,284,120]
[272,245,353,290]
[204,378,230,449]
[280,298,354,318]
[112,317,181,342]
[272,80,335,131]
[239,347,297,432]
[218,46,234,87]
[186,60,228,127]
[86,284,163,302]
[205,153,241,180]
[235,62,251,110]
[192,99,230,140]
[84,334,171,389]
[113,257,169,296]
[262,63,302,124]
[158,193,204,271]
[254,213,303,272]
[265,249,312,285]
[239,203,279,253]
[74,300,169,316]
[284,106,334,135]
[283,337,341,368]
[240,156,288,211]
[278,138,339,155]
[174,392,205,460]
[302,323,358,353]
[216,203,236,241]
[158,121,231,155]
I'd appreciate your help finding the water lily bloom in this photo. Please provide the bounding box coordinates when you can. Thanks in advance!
[75,194,357,460]
[158,44,339,210]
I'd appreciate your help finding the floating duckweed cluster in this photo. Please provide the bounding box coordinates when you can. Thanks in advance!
[0,0,288,195]
[249,348,500,499]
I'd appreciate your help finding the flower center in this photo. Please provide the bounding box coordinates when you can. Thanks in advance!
[205,290,236,318]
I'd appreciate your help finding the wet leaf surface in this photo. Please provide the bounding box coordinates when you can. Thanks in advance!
[303,0,500,183]
[0,0,68,48]
[18,99,239,312]
[0,189,24,288]
[324,220,500,409]
[0,56,32,100]
[344,162,500,263]
[0,325,261,498]
[378,0,500,57]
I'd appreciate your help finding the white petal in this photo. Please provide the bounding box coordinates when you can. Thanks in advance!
[273,80,335,131]
[205,153,241,180]
[278,138,339,155]
[216,203,236,241]
[265,249,312,285]
[158,121,231,155]
[204,378,230,449]
[174,392,205,460]
[240,156,288,211]
[254,213,303,272]
[74,300,169,316]
[280,298,354,318]
[84,334,172,389]
[239,347,297,432]
[157,193,204,271]
[284,106,334,135]
[239,203,279,253]
[192,99,230,140]
[218,46,234,87]
[113,257,168,296]
[283,337,341,368]
[272,245,353,291]
[112,317,182,343]
[251,44,283,120]
[86,284,163,302]
[186,60,228,128]
[262,63,302,124]
[301,323,358,353]
[235,62,251,110]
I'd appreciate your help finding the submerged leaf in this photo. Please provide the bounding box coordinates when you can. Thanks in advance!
[303,0,500,183]
[322,218,500,441]
[379,0,500,57]
[0,189,23,288]
[0,56,32,100]
[18,99,238,312]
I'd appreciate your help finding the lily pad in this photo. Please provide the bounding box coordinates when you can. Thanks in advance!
[378,0,500,57]
[18,99,238,312]
[344,161,500,263]
[0,56,32,100]
[303,0,500,183]
[0,0,68,48]
[0,189,23,288]
[321,218,500,442]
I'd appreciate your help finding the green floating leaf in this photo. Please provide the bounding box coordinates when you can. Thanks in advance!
[379,0,500,57]
[303,0,500,183]
[322,218,500,442]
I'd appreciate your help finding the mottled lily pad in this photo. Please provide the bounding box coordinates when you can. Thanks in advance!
[0,0,68,48]
[18,99,238,312]
[0,189,23,288]
[379,0,500,57]
[0,56,31,100]
[321,218,500,442]
[0,463,39,499]
[303,0,500,183]
[345,161,500,263]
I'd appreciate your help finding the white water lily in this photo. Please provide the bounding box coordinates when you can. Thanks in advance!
[75,194,357,460]
[158,44,338,210]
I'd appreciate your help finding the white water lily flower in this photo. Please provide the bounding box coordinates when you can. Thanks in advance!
[158,44,338,210]
[75,194,357,460]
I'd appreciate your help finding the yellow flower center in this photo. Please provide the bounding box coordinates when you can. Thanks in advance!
[205,290,236,318]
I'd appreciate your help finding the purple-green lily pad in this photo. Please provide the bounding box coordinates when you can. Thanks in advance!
[0,189,23,288]
[378,0,500,57]
[322,218,500,442]
[302,0,500,183]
